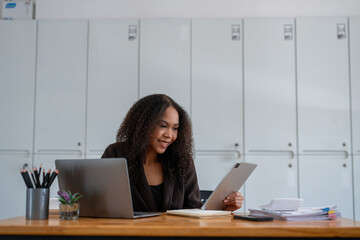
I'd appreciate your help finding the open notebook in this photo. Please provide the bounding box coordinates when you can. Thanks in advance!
[166,209,231,218]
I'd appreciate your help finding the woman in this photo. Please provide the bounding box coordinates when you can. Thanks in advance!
[102,94,243,212]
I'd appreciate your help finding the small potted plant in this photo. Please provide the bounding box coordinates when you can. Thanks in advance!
[57,190,83,220]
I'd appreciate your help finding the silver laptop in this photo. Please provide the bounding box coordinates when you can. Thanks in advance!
[55,158,161,219]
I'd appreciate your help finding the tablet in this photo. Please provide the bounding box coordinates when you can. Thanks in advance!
[201,162,257,210]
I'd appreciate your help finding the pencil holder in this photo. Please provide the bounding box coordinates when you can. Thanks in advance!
[26,188,50,220]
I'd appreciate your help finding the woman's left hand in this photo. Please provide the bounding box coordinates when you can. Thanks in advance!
[223,192,244,211]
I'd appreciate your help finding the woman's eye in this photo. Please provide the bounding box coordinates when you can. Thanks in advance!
[160,125,167,128]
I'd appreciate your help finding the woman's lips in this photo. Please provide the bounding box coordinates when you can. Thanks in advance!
[159,140,171,148]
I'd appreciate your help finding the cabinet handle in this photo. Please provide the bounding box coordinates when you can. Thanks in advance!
[195,150,242,159]
[248,150,295,158]
[288,163,293,168]
[0,150,30,157]
[77,142,81,146]
[302,150,349,159]
[23,163,28,169]
[343,163,347,168]
[37,150,82,156]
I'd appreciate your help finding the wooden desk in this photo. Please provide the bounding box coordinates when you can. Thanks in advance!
[0,213,360,239]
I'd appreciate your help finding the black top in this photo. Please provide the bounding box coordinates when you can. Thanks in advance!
[150,183,164,212]
[102,142,202,212]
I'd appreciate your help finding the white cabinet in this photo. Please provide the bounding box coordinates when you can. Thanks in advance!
[350,17,360,155]
[192,19,243,151]
[297,17,351,154]
[299,155,353,219]
[0,20,37,220]
[34,20,88,155]
[297,17,353,220]
[296,17,353,219]
[350,16,360,222]
[244,155,297,210]
[139,19,191,112]
[86,20,139,157]
[242,19,298,210]
[243,18,296,154]
[192,20,243,207]
[0,154,32,220]
[0,20,36,151]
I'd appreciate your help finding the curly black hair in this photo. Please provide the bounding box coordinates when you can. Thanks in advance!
[116,94,194,184]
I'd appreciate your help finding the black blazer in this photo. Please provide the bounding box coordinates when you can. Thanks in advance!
[102,142,202,212]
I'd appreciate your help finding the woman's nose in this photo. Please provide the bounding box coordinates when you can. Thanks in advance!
[164,128,172,138]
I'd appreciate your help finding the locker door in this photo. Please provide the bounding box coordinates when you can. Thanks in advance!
[350,17,360,222]
[0,21,36,220]
[139,19,191,113]
[299,155,353,219]
[0,20,36,151]
[86,20,139,157]
[192,19,243,151]
[244,18,296,154]
[297,17,351,154]
[350,17,360,155]
[34,20,88,155]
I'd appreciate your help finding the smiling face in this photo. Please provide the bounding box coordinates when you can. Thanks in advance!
[148,106,179,156]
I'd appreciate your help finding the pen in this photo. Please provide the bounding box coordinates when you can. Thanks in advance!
[20,169,31,188]
[30,170,37,187]
[34,168,41,188]
[21,165,58,189]
[42,169,51,188]
[42,169,45,186]
[46,169,58,188]
[38,164,42,178]
[24,169,34,188]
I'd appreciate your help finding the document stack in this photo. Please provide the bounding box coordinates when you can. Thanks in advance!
[248,205,341,221]
[248,198,341,221]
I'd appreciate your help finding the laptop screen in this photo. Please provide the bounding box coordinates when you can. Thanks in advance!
[55,158,135,218]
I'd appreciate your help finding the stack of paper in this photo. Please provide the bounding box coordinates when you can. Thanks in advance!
[249,205,341,221]
[166,209,231,218]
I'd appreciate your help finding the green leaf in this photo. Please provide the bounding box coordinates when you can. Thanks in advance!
[58,197,68,204]
[67,190,73,197]
[73,195,83,203]
[72,193,80,198]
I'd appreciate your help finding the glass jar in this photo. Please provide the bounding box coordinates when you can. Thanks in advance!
[59,203,80,220]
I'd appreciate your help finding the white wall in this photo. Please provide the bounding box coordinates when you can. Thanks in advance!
[31,0,360,19]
